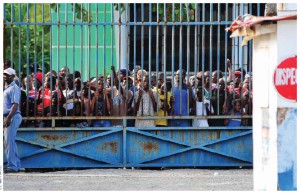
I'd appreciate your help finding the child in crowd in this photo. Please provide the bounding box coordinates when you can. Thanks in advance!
[224,99,247,126]
[156,83,172,127]
[195,86,214,127]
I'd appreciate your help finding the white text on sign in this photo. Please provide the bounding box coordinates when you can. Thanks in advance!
[275,68,297,86]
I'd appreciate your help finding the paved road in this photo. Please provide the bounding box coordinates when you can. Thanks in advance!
[3,168,253,191]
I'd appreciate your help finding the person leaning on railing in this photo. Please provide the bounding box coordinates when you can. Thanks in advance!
[169,69,194,127]
[90,78,112,127]
[109,66,133,127]
[36,75,65,127]
[155,83,172,127]
[224,99,247,126]
[132,74,160,127]
[209,78,230,126]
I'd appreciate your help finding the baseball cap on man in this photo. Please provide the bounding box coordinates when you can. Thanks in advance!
[234,71,241,76]
[234,68,246,78]
[4,68,16,76]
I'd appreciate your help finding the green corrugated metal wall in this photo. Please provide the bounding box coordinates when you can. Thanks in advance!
[51,3,116,80]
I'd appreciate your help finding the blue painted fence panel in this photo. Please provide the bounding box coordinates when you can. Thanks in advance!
[4,127,252,168]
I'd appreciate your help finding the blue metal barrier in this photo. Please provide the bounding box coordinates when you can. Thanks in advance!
[3,3,260,168]
[4,126,252,168]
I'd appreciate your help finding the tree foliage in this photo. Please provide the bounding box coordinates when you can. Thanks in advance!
[152,3,196,21]
[114,3,196,22]
[4,3,90,76]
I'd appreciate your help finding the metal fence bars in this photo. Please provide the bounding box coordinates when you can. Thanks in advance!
[3,3,260,168]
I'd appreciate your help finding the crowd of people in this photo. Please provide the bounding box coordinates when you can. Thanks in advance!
[4,59,253,129]
[3,59,253,173]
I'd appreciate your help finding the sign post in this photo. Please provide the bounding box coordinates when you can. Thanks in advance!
[273,56,297,102]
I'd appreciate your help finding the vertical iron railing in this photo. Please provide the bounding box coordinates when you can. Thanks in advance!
[3,3,256,127]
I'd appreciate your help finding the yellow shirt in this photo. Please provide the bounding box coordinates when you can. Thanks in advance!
[155,90,172,126]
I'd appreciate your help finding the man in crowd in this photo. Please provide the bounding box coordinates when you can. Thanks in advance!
[60,66,70,76]
[169,69,194,127]
[133,74,160,127]
[110,66,133,126]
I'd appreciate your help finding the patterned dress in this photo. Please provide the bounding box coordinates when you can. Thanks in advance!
[133,90,160,127]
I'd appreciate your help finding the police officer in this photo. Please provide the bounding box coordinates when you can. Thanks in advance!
[3,67,22,173]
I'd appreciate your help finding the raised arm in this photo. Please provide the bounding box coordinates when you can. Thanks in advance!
[111,65,124,95]
[226,59,233,84]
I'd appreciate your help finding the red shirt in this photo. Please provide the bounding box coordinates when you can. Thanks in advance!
[37,88,64,115]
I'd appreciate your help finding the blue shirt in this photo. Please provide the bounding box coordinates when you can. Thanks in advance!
[4,81,21,115]
[173,83,194,116]
[227,110,242,126]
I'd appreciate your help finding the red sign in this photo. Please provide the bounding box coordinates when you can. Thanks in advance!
[273,56,297,101]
